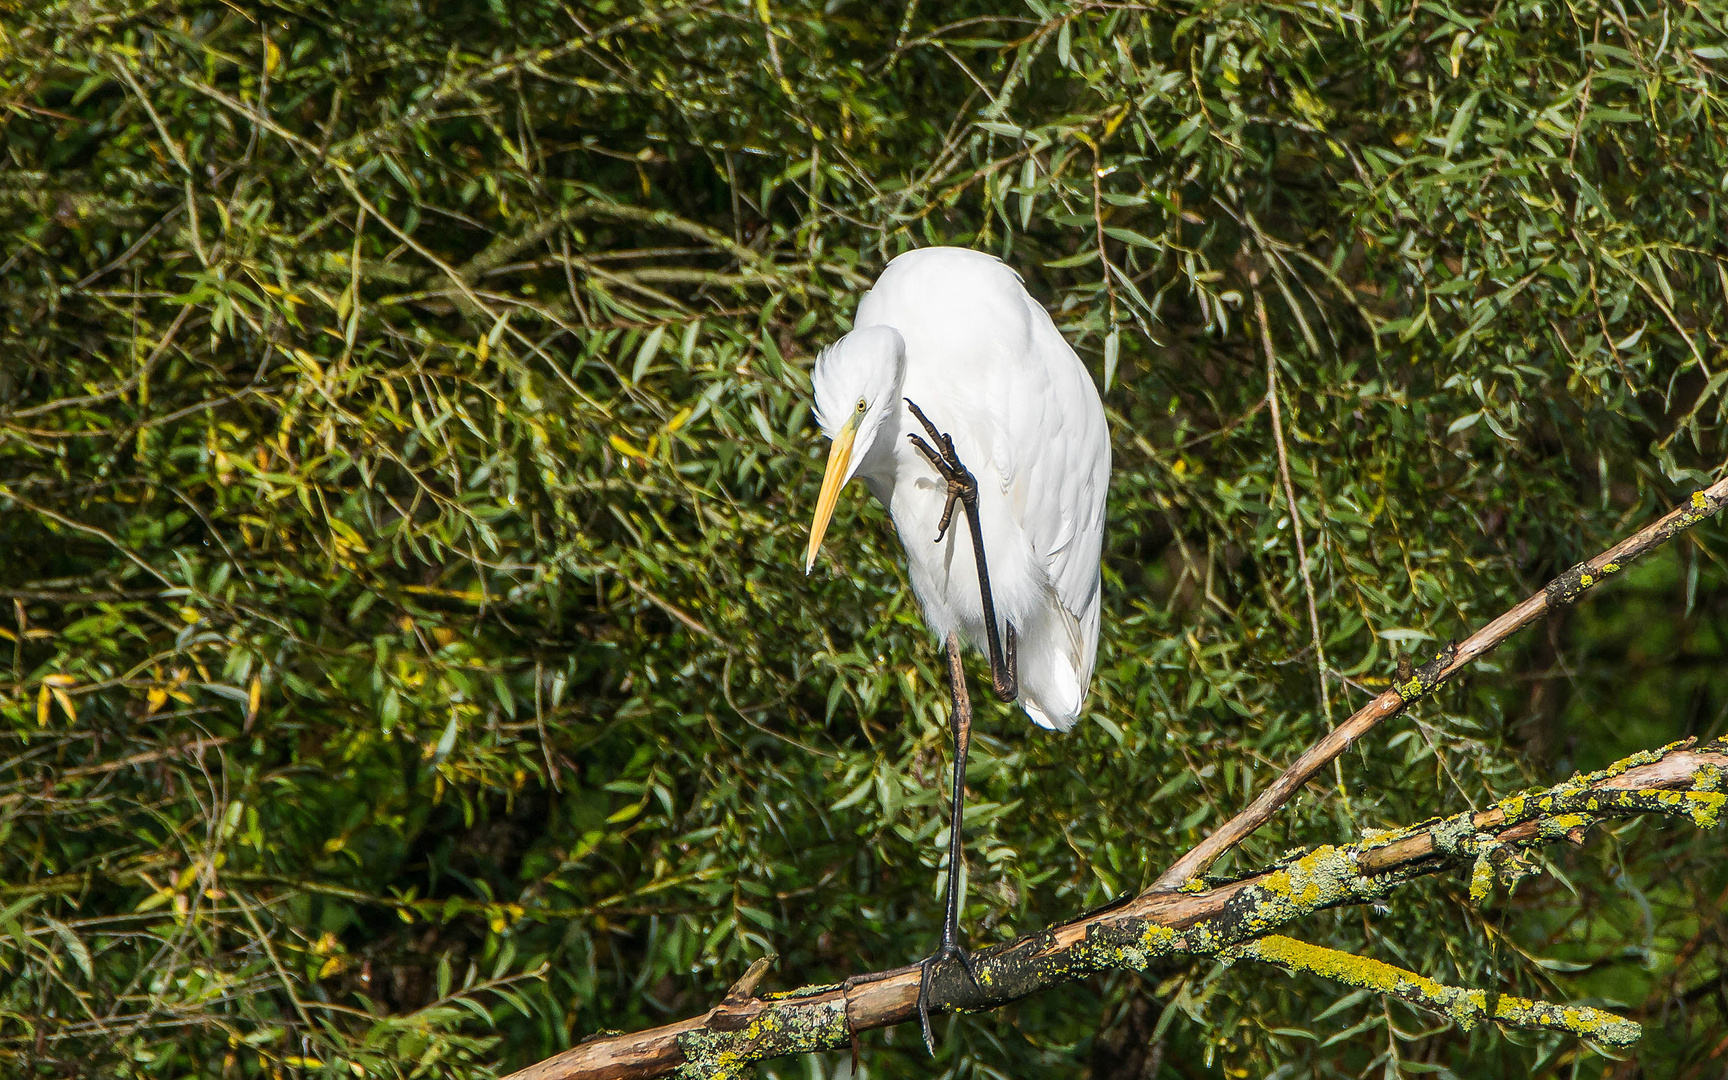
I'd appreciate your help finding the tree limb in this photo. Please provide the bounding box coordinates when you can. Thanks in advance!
[504,741,1728,1080]
[503,477,1727,1079]
[1231,935,1638,1045]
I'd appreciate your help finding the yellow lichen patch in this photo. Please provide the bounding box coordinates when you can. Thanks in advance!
[1139,923,1180,951]
[1538,813,1589,840]
[1683,791,1725,829]
[1057,918,1185,976]
[675,998,851,1080]
[1229,846,1378,942]
[1469,854,1496,904]
[1247,935,1421,992]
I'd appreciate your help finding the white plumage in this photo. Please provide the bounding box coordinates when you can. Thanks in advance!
[804,246,1110,730]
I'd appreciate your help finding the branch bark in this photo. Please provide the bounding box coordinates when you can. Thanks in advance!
[507,742,1727,1080]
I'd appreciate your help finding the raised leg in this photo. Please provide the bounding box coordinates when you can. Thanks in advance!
[917,632,983,1054]
[904,398,1018,702]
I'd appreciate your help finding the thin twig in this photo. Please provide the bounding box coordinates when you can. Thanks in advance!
[72,205,184,290]
[110,58,190,175]
[0,492,176,588]
[1252,268,1330,722]
[0,305,193,421]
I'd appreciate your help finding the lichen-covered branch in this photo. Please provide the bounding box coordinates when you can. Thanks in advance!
[1150,474,1728,892]
[504,740,1728,1080]
[1227,935,1640,1047]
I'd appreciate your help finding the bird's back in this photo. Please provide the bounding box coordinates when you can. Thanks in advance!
[854,248,1109,731]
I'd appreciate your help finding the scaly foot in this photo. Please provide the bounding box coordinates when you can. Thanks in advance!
[904,397,977,544]
[915,940,983,1055]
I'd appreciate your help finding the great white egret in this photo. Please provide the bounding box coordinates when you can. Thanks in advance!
[803,246,1110,1046]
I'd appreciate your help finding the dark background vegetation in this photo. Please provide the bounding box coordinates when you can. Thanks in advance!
[2,1,1726,1077]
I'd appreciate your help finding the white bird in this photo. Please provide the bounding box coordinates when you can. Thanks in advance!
[802,245,1109,1044]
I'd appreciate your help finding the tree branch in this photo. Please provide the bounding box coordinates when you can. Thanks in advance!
[504,741,1728,1080]
[1231,935,1638,1045]
[500,477,1725,1080]
[1149,473,1728,891]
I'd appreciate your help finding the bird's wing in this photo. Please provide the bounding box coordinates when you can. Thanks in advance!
[999,300,1110,639]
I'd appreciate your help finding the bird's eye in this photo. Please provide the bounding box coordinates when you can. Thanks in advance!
[856,398,867,414]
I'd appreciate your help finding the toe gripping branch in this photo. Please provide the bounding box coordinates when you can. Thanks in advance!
[917,943,983,1055]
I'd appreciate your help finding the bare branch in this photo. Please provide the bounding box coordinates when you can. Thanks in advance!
[1149,472,1728,892]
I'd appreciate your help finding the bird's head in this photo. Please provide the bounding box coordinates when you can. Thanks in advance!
[805,324,906,573]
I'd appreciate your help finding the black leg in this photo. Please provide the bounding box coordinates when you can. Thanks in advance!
[917,632,983,1054]
[904,399,1018,702]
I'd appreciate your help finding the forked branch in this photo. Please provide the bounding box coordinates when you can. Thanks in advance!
[508,742,1727,1080]
[503,476,1728,1080]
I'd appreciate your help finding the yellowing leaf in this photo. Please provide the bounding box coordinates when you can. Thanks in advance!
[606,799,644,824]
[328,518,370,553]
[134,889,173,914]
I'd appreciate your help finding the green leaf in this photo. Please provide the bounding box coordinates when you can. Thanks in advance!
[1442,90,1481,157]
[633,325,666,383]
[433,712,460,763]
[1103,226,1159,249]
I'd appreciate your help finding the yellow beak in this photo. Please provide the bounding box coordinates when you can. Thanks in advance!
[804,417,858,574]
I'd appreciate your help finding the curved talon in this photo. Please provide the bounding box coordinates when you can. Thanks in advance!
[906,431,966,542]
[905,414,975,546]
[916,943,983,1056]
[994,623,1019,702]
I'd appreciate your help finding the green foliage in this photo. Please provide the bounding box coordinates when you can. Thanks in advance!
[1,0,1726,1077]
